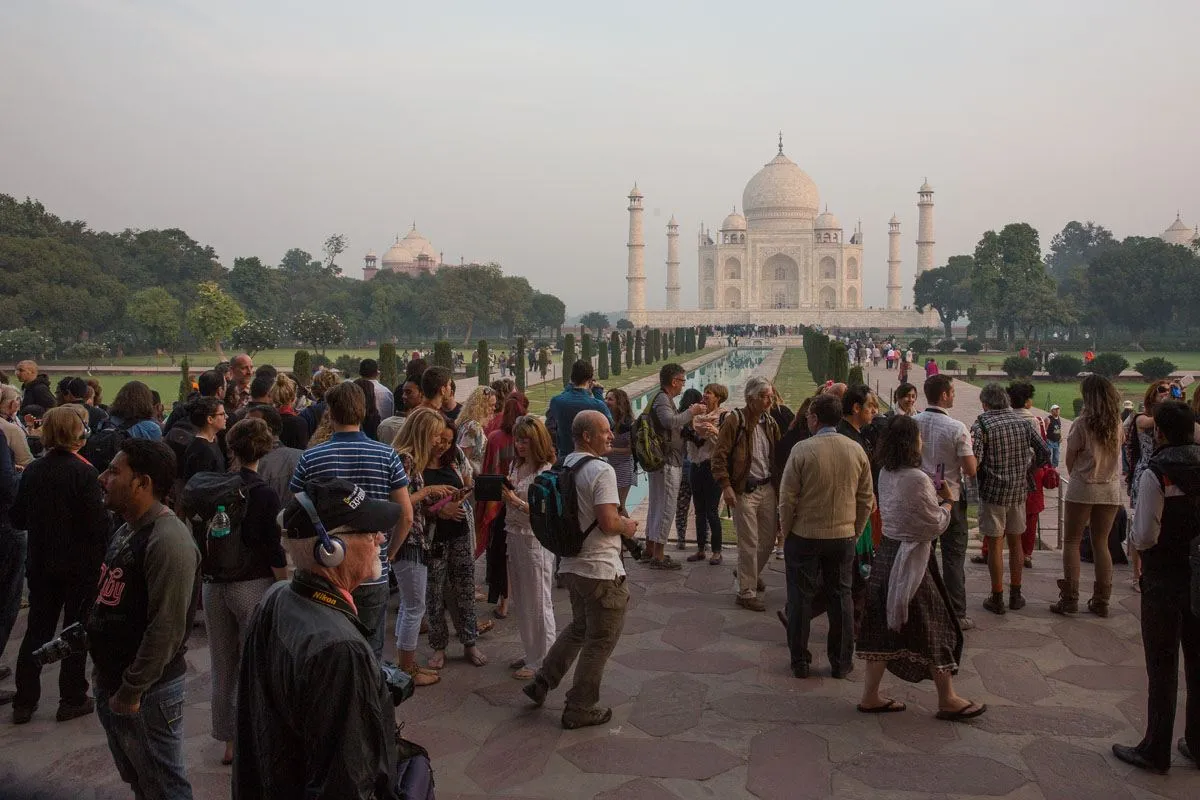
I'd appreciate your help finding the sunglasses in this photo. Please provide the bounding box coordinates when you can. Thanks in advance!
[1156,385,1170,394]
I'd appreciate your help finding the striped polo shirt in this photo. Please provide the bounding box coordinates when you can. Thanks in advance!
[290,431,409,584]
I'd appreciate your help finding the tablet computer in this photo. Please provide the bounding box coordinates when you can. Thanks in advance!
[474,474,511,502]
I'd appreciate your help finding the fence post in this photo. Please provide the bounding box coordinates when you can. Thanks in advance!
[1056,479,1064,550]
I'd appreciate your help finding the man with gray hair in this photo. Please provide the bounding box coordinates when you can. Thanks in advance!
[524,410,639,729]
[971,383,1051,616]
[644,363,705,570]
[234,477,404,797]
[712,376,782,612]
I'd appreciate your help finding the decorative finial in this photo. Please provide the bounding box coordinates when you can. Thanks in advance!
[778,131,784,155]
[411,221,416,231]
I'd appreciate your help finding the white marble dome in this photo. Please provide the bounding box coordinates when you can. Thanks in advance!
[721,208,747,231]
[1162,214,1195,246]
[742,151,820,227]
[814,209,841,229]
[381,240,413,267]
[401,228,438,261]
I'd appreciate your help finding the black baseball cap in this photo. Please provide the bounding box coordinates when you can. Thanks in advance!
[280,478,402,539]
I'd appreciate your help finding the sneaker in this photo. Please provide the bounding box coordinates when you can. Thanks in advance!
[55,698,95,722]
[1023,557,1033,569]
[1009,589,1027,611]
[562,706,612,730]
[982,593,1006,615]
[958,617,975,631]
[650,558,682,571]
[773,547,783,560]
[756,578,766,592]
[736,595,766,612]
[523,678,548,707]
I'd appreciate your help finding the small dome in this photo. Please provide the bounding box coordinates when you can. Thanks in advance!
[889,214,901,225]
[720,208,747,231]
[814,208,841,229]
[381,240,413,266]
[629,183,643,199]
[919,180,934,193]
[667,214,678,228]
[742,151,820,227]
[402,227,439,261]
[1163,214,1194,246]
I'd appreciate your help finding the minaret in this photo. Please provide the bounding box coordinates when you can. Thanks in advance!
[665,215,680,310]
[917,180,935,274]
[625,184,646,318]
[887,214,902,310]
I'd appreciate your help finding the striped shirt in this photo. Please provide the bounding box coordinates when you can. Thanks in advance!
[290,431,409,584]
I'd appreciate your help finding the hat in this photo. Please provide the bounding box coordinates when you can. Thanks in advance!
[1123,401,1134,410]
[1050,404,1060,410]
[280,478,402,539]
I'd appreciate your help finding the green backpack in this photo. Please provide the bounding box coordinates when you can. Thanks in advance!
[632,392,666,473]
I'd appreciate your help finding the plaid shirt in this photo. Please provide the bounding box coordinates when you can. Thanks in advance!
[971,409,1052,506]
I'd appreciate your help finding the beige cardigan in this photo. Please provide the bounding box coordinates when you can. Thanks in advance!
[778,431,874,540]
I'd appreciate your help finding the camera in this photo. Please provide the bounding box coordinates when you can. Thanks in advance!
[622,536,645,562]
[33,622,89,667]
[380,662,415,707]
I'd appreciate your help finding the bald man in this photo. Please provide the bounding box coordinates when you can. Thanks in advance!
[15,361,55,411]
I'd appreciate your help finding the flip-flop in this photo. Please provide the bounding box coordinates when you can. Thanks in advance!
[508,657,526,670]
[935,702,987,721]
[857,699,906,714]
[465,648,488,667]
[426,653,446,670]
[492,608,508,619]
[477,619,495,635]
[512,667,535,680]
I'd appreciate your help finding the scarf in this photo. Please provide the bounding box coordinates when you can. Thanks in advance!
[879,468,951,631]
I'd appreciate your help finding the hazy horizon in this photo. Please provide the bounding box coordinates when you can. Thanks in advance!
[3,0,1197,316]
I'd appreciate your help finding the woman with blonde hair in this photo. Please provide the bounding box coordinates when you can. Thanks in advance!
[502,415,557,679]
[390,407,456,685]
[9,405,109,724]
[268,373,309,449]
[457,386,496,475]
[1052,374,1125,617]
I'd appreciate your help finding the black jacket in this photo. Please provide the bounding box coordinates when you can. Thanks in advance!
[21,375,56,412]
[0,436,16,533]
[11,448,111,579]
[1144,444,1200,587]
[234,571,396,799]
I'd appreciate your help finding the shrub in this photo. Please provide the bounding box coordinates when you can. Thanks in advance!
[848,365,864,386]
[477,340,490,387]
[609,332,621,376]
[515,336,527,391]
[178,355,191,403]
[1046,354,1084,381]
[432,341,453,369]
[0,327,51,361]
[908,338,931,355]
[63,341,108,368]
[1073,398,1084,417]
[962,339,983,355]
[334,353,359,376]
[828,341,849,382]
[379,343,397,391]
[292,350,312,386]
[698,329,707,349]
[563,334,577,386]
[945,359,959,371]
[581,333,593,365]
[966,365,978,380]
[597,340,609,381]
[1003,356,1037,379]
[1134,356,1176,382]
[310,353,332,371]
[1090,352,1129,379]
[537,347,550,379]
[936,339,958,353]
[634,331,642,367]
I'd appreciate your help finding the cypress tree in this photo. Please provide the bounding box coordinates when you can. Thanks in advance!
[598,340,609,380]
[477,340,490,386]
[515,336,527,391]
[563,333,576,387]
[610,331,622,376]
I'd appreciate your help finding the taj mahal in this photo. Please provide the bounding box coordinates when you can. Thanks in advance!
[625,136,937,329]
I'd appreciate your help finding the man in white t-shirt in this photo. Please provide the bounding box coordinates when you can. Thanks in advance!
[914,374,979,630]
[523,410,638,730]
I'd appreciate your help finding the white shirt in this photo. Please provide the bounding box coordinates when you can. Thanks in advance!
[915,407,974,501]
[1131,469,1167,550]
[557,452,624,580]
[748,417,771,481]
[371,379,394,420]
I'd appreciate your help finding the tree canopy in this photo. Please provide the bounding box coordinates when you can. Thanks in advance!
[914,256,972,340]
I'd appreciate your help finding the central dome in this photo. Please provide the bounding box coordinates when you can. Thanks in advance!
[742,151,820,228]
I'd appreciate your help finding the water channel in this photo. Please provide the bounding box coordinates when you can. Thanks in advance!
[624,347,772,511]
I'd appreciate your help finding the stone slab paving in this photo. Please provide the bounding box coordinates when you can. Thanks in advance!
[3,347,1200,797]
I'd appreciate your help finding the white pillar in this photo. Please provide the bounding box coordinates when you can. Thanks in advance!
[887,215,902,310]
[626,184,646,320]
[665,215,680,311]
[917,181,934,274]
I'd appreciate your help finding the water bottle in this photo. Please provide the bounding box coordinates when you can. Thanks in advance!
[209,505,232,539]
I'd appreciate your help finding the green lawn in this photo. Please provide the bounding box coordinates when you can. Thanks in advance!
[941,350,1200,373]
[773,348,818,408]
[964,377,1149,420]
[93,374,190,407]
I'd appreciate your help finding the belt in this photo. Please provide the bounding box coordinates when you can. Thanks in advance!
[745,477,771,492]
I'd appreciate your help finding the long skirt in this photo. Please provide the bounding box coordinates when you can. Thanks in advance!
[486,507,509,603]
[856,536,964,683]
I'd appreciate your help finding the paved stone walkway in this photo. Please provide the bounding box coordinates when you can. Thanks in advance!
[2,349,1199,798]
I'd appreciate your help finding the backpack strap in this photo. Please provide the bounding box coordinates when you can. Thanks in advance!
[565,455,600,536]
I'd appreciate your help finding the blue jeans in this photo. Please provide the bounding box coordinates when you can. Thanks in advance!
[353,580,390,660]
[1047,440,1060,468]
[0,529,27,662]
[96,675,192,800]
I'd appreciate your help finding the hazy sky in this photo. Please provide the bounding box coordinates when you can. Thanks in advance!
[3,1,1198,315]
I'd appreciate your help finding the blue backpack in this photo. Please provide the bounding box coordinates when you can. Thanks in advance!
[528,456,599,557]
[394,735,434,799]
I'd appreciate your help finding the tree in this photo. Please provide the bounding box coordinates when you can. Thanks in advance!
[477,340,490,386]
[497,276,535,338]
[537,347,550,380]
[63,341,107,370]
[969,223,1049,343]
[291,311,345,355]
[616,318,634,330]
[515,336,527,392]
[125,287,182,357]
[1046,221,1116,284]
[227,256,283,319]
[293,350,312,387]
[178,355,191,402]
[579,312,610,337]
[610,331,621,376]
[379,342,397,391]
[231,319,279,356]
[186,281,245,356]
[0,328,50,361]
[322,233,349,276]
[561,334,576,388]
[625,331,632,368]
[598,340,609,380]
[1085,237,1198,343]
[914,257,973,340]
[530,292,566,338]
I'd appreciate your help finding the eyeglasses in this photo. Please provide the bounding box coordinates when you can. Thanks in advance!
[1156,385,1170,394]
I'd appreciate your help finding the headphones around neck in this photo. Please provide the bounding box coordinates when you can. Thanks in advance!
[294,492,346,568]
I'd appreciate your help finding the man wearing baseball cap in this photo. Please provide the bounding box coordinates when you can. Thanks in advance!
[1046,404,1062,468]
[234,478,404,799]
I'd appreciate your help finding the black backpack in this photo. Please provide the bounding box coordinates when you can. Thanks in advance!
[179,472,254,582]
[528,455,599,557]
[81,418,135,473]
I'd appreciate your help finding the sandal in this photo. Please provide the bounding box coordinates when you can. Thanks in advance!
[512,667,535,680]
[935,701,987,721]
[492,607,508,620]
[465,647,488,667]
[405,665,441,686]
[709,553,723,565]
[508,657,526,670]
[477,619,495,635]
[857,699,907,714]
[426,652,446,670]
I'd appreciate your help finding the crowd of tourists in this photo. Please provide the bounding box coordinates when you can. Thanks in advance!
[0,343,1197,796]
